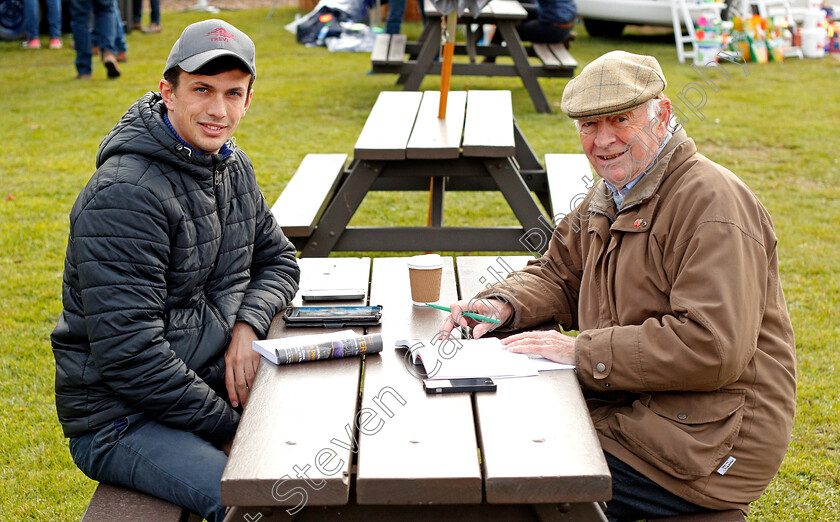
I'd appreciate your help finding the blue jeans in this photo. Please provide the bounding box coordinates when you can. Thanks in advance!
[93,0,126,53]
[603,452,715,521]
[24,0,62,39]
[132,0,160,25]
[385,0,405,34]
[69,0,116,74]
[68,412,229,522]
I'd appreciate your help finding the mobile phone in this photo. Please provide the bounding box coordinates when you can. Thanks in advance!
[282,305,383,328]
[423,377,496,394]
[301,288,366,302]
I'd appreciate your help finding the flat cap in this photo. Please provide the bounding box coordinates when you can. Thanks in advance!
[164,19,256,78]
[561,50,666,119]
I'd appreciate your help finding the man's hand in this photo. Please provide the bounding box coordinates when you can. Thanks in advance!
[437,298,513,340]
[501,330,576,365]
[225,322,261,408]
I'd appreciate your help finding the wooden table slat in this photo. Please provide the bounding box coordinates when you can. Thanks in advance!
[355,91,423,160]
[221,258,371,507]
[355,257,483,504]
[462,91,515,158]
[455,257,612,504]
[406,91,467,160]
[483,0,528,18]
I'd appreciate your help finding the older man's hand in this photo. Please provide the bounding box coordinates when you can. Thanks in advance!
[437,298,513,339]
[501,330,576,365]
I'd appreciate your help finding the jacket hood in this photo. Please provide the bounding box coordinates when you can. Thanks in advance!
[96,92,236,179]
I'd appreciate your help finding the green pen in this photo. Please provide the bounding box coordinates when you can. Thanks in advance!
[425,303,501,324]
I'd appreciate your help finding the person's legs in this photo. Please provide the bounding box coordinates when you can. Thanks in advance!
[69,413,228,522]
[385,0,405,34]
[70,0,93,74]
[515,20,572,43]
[112,0,127,54]
[22,0,39,42]
[150,0,160,25]
[132,0,142,26]
[45,0,62,38]
[91,0,115,54]
[603,452,714,522]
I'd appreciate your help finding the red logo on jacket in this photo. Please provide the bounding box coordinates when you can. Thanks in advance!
[206,28,235,42]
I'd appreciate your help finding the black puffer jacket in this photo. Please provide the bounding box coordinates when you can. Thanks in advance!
[52,92,300,444]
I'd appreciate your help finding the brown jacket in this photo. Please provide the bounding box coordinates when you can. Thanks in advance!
[480,130,796,513]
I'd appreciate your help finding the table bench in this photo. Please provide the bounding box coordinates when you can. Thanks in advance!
[369,0,577,114]
[221,255,612,521]
[270,153,347,249]
[270,90,593,256]
[82,483,199,522]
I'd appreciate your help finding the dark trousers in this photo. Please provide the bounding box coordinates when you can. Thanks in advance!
[490,4,574,44]
[604,452,715,522]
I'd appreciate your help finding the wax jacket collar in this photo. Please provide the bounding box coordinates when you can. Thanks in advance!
[588,128,692,219]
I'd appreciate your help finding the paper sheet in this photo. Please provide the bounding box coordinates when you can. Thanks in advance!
[396,337,574,379]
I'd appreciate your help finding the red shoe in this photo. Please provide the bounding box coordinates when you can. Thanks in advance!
[21,38,41,49]
[49,38,62,49]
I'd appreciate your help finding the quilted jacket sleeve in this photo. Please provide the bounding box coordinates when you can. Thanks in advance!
[73,182,239,445]
[235,191,300,339]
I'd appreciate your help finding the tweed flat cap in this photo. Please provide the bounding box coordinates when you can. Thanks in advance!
[561,51,666,119]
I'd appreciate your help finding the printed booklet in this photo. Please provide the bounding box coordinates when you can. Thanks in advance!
[253,330,383,365]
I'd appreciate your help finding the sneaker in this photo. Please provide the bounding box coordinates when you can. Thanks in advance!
[49,38,62,49]
[21,38,41,49]
[116,51,127,62]
[102,50,121,78]
[142,23,161,33]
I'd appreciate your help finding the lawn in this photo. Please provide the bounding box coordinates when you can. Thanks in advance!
[0,7,838,520]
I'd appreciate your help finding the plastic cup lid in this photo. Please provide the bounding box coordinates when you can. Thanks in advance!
[407,253,443,269]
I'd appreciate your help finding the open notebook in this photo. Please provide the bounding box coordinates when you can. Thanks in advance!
[395,337,574,379]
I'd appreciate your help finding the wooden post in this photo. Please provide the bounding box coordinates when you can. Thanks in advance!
[438,11,458,118]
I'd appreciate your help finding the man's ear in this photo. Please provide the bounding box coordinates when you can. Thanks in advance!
[243,89,254,114]
[160,79,175,111]
[656,98,672,138]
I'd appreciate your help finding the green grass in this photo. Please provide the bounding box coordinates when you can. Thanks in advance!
[1,9,838,520]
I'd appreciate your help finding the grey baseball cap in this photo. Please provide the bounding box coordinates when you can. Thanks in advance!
[164,19,256,78]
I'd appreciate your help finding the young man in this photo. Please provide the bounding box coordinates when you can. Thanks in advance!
[52,20,300,521]
[440,51,796,520]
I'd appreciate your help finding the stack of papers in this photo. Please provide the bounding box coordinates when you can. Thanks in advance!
[395,337,574,379]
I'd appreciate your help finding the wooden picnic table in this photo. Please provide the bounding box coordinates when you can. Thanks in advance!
[221,255,611,521]
[288,89,570,257]
[370,0,577,114]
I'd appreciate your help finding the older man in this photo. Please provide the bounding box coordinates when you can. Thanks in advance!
[440,51,796,520]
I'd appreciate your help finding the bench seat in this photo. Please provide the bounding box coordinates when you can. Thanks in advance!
[532,42,578,69]
[371,33,407,71]
[81,483,196,522]
[271,153,347,240]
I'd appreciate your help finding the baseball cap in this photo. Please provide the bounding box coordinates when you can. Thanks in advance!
[561,51,666,119]
[164,19,256,78]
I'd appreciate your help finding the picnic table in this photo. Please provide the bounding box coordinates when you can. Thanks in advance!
[370,0,577,114]
[221,255,612,521]
[271,89,595,257]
